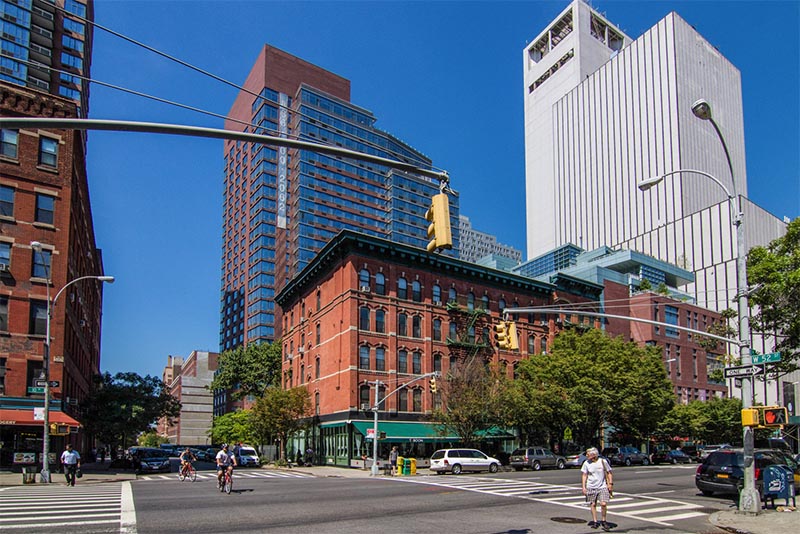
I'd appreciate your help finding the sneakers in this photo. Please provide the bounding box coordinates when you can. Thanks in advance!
[601,521,611,531]
[588,521,599,529]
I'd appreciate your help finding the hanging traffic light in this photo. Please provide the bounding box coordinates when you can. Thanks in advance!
[506,321,519,351]
[426,193,453,253]
[429,377,438,394]
[493,321,509,349]
[757,406,788,428]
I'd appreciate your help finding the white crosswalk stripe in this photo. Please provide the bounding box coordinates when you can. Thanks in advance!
[392,476,707,527]
[0,481,132,533]
[137,470,313,482]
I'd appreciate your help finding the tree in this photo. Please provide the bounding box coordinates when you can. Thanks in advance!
[747,218,800,375]
[209,410,255,445]
[250,386,311,461]
[209,340,282,400]
[657,397,743,445]
[82,372,181,450]
[432,356,507,447]
[138,430,169,447]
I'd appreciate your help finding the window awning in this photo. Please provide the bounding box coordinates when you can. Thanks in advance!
[351,421,459,442]
[0,409,81,427]
[319,421,346,429]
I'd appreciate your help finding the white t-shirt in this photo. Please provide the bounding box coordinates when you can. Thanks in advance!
[581,457,611,490]
[61,449,80,465]
[216,450,233,466]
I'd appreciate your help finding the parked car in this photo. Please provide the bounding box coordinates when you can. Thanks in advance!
[699,444,731,460]
[131,447,171,474]
[565,452,588,468]
[652,449,692,464]
[234,445,261,467]
[509,447,566,471]
[602,446,650,466]
[430,448,501,475]
[695,448,800,497]
[679,445,702,462]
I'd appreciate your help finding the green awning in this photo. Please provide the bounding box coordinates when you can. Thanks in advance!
[351,421,459,442]
[476,426,516,439]
[319,421,347,429]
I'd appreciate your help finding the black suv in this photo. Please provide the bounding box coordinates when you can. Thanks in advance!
[695,448,800,496]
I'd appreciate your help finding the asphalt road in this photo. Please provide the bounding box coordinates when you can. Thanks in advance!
[128,462,733,534]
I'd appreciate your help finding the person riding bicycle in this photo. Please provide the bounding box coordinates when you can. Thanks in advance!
[179,447,197,476]
[216,443,237,487]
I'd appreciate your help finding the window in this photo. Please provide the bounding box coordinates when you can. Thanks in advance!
[29,300,47,335]
[665,305,679,338]
[481,295,489,310]
[359,346,370,370]
[0,242,10,268]
[315,357,320,379]
[360,385,371,408]
[359,268,370,291]
[432,284,441,303]
[0,185,13,217]
[299,364,305,384]
[31,248,50,279]
[397,278,407,299]
[448,287,457,304]
[412,281,421,302]
[412,316,421,338]
[316,324,321,345]
[540,337,547,354]
[1,130,18,158]
[433,354,442,373]
[375,273,385,295]
[398,313,407,337]
[468,326,475,343]
[398,389,408,411]
[467,292,475,311]
[0,356,5,394]
[316,290,321,310]
[433,319,441,341]
[0,296,7,331]
[39,137,58,168]
[412,352,421,374]
[498,298,506,313]
[375,309,385,333]
[315,392,320,415]
[528,334,535,354]
[398,350,407,373]
[26,360,43,396]
[376,347,385,371]
[449,322,457,340]
[412,389,422,412]
[359,306,370,330]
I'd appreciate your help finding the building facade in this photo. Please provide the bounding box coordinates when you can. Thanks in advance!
[275,230,601,467]
[159,351,218,445]
[221,45,459,358]
[458,215,522,265]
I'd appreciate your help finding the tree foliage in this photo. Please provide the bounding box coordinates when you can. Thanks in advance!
[656,397,742,445]
[209,410,255,446]
[250,386,312,461]
[82,372,181,449]
[515,329,674,448]
[748,218,800,375]
[209,340,282,400]
[137,430,169,447]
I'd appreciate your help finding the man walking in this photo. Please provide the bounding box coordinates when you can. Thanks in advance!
[581,447,613,530]
[60,443,81,487]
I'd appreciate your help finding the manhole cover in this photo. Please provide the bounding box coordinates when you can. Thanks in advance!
[550,517,586,524]
[528,490,550,495]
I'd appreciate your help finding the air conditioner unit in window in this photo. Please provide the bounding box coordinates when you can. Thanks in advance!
[360,403,371,411]
[360,286,370,293]
[0,263,9,273]
[433,300,442,306]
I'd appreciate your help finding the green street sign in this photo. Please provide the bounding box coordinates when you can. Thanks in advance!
[753,352,781,365]
[27,387,45,394]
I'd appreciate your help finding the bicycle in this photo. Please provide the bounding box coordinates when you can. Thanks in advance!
[218,468,233,494]
[178,462,196,482]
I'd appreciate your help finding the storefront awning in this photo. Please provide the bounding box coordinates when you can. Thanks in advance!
[0,409,80,426]
[352,421,459,442]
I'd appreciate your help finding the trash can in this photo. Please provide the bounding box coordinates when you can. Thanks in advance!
[410,457,417,475]
[762,464,796,508]
[402,458,411,476]
[22,467,36,484]
[396,456,404,476]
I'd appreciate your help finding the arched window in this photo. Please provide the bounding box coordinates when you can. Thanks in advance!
[412,316,421,338]
[528,333,535,354]
[433,353,442,373]
[432,284,441,304]
[433,319,442,341]
[376,347,385,371]
[482,295,489,310]
[315,392,320,415]
[397,278,408,299]
[315,357,320,379]
[540,337,547,354]
[412,389,422,412]
[375,309,385,333]
[448,287,457,304]
[398,389,408,411]
[360,385,371,408]
[398,313,407,337]
[300,364,305,384]
[398,350,408,373]
[316,290,321,311]
[316,324,321,345]
[449,322,457,340]
[412,280,421,302]
[359,269,370,291]
[359,346,370,369]
[375,273,385,295]
[412,351,422,374]
[359,306,370,330]
[468,325,475,343]
[467,292,475,311]
[449,355,458,372]
[498,298,506,313]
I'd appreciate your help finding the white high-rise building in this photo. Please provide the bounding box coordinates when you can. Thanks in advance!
[522,0,787,316]
[458,215,523,264]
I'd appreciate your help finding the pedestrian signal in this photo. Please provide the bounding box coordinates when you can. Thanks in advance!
[757,406,788,428]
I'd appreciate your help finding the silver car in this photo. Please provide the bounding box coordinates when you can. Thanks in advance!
[510,447,566,471]
[429,448,501,475]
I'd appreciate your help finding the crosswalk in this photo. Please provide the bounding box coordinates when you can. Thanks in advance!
[392,475,707,527]
[0,481,135,533]
[137,469,313,482]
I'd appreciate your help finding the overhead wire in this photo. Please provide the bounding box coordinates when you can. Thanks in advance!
[53,3,445,175]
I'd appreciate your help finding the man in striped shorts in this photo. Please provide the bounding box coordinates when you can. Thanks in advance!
[581,447,614,530]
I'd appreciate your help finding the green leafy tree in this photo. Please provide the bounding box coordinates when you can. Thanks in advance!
[209,410,255,445]
[82,372,181,450]
[137,430,169,447]
[250,386,312,461]
[659,397,743,445]
[748,218,800,375]
[209,340,282,400]
[639,278,652,291]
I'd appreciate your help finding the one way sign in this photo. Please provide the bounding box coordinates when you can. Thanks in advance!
[723,365,764,379]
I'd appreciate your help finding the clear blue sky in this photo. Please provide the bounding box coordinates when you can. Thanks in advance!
[87,1,799,379]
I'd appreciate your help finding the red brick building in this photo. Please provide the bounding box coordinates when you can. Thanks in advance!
[275,230,601,467]
[0,84,106,469]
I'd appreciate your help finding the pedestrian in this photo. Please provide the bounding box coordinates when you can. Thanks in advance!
[60,443,81,487]
[99,447,106,463]
[389,446,399,476]
[296,449,303,467]
[581,447,614,531]
[305,447,314,466]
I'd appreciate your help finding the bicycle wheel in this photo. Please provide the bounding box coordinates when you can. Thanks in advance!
[224,474,232,494]
[189,466,197,482]
[179,467,186,482]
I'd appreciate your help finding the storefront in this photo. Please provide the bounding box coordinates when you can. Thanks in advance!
[0,409,81,471]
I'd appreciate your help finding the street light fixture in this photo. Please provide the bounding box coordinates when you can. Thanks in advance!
[30,241,114,483]
[637,98,760,514]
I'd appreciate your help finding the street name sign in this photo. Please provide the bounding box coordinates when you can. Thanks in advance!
[752,352,781,365]
[34,379,47,387]
[48,380,59,387]
[724,365,764,379]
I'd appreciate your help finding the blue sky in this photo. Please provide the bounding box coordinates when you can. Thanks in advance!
[87,0,799,379]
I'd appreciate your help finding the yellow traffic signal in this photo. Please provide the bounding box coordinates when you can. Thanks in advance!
[493,322,509,349]
[506,321,519,351]
[430,377,438,394]
[757,406,788,428]
[426,193,453,253]
[741,408,759,427]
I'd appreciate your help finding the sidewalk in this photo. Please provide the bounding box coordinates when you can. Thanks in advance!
[708,508,798,534]
[0,461,136,486]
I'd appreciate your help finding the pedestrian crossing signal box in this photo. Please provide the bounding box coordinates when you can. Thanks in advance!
[741,408,759,427]
[49,423,70,435]
[758,406,788,428]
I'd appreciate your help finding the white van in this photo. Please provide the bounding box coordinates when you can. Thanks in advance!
[234,445,261,467]
[429,448,500,475]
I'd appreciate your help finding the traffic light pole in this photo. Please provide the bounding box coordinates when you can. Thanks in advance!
[368,372,438,476]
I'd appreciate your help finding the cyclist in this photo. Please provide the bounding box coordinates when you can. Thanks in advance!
[179,447,197,477]
[216,443,237,488]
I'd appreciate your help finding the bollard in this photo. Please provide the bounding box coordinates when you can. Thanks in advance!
[403,458,411,476]
[410,457,417,475]
[396,456,404,476]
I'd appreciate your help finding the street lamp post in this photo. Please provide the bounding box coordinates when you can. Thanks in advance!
[637,99,760,514]
[30,241,114,483]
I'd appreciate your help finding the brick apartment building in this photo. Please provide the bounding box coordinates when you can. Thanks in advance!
[275,230,601,467]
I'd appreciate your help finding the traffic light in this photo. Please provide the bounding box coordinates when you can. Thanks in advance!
[757,406,788,428]
[506,321,519,351]
[49,423,69,435]
[494,321,519,350]
[429,377,438,394]
[426,193,453,253]
[741,408,759,427]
